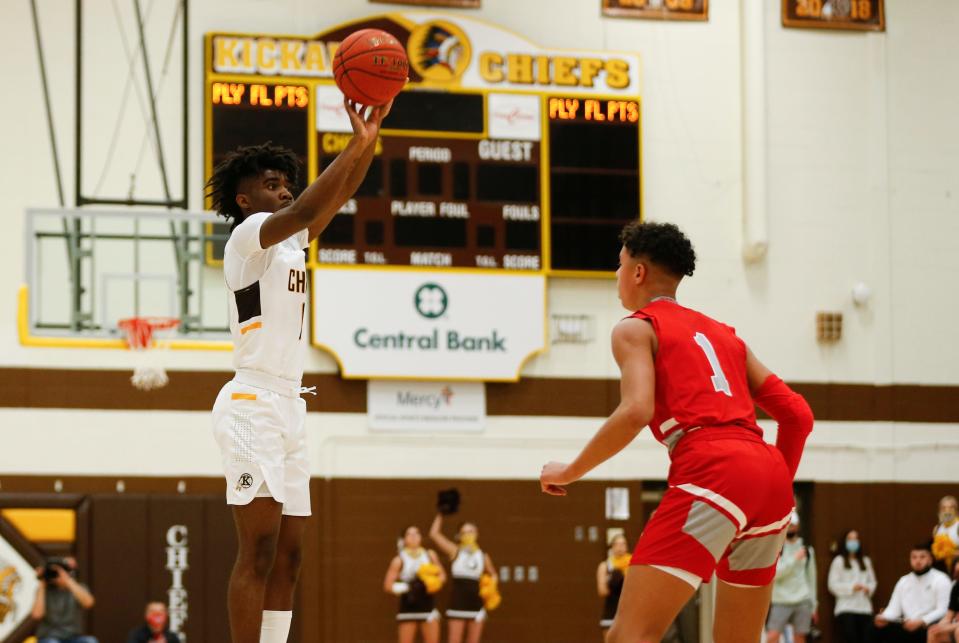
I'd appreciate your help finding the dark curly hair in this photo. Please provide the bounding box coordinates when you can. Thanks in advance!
[619,221,696,278]
[205,142,300,224]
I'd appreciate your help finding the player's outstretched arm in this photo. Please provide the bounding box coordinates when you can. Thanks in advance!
[539,318,655,496]
[746,346,814,478]
[257,98,388,248]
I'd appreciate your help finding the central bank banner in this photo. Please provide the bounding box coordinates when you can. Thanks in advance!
[311,268,546,380]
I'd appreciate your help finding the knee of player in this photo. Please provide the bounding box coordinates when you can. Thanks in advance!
[280,543,304,580]
[251,533,278,577]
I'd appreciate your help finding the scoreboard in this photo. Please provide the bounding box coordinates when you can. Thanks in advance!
[205,13,642,276]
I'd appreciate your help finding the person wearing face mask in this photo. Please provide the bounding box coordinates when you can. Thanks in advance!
[827,529,877,643]
[926,560,959,643]
[429,513,498,643]
[766,512,818,643]
[126,602,182,643]
[932,497,959,574]
[874,544,951,643]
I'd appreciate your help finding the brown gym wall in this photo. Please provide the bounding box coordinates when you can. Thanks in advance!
[2,479,956,642]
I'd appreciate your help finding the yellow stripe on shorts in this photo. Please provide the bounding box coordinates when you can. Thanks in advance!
[231,393,257,401]
[240,321,262,334]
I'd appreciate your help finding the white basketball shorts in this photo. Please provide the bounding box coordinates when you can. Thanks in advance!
[211,372,311,517]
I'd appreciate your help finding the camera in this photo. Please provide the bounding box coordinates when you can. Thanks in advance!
[39,558,72,583]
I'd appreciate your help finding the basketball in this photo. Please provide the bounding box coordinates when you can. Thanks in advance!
[333,28,409,106]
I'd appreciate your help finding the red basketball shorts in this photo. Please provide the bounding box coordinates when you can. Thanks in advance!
[631,428,794,587]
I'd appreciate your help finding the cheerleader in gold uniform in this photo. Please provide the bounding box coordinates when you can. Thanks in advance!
[429,513,499,643]
[598,534,630,638]
[383,526,446,643]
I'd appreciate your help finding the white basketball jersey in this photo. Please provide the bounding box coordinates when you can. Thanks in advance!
[224,212,309,384]
[399,548,430,582]
[451,547,484,580]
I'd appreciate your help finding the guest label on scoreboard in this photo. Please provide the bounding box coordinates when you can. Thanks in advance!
[312,268,546,380]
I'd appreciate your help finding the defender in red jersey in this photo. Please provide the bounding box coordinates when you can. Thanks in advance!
[540,222,814,643]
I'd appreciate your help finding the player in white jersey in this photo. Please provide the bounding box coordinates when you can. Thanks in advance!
[206,98,390,643]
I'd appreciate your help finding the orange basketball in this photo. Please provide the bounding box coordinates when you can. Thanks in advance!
[333,29,409,106]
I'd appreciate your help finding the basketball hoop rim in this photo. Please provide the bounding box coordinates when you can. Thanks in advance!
[117,316,181,350]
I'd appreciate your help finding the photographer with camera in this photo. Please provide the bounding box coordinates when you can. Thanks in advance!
[31,557,98,643]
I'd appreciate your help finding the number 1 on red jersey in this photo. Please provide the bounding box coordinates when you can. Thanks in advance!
[693,332,733,397]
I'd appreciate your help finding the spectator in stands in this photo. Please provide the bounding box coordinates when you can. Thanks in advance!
[932,496,959,574]
[874,543,951,643]
[31,557,98,643]
[766,512,818,643]
[126,601,182,643]
[926,560,959,643]
[828,528,877,643]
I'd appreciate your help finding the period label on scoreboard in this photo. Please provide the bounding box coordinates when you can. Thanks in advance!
[782,0,884,31]
[311,269,546,381]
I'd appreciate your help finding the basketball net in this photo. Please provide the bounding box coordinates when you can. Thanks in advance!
[117,317,180,391]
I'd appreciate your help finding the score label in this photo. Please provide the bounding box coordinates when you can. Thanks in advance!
[548,98,639,123]
[211,82,309,108]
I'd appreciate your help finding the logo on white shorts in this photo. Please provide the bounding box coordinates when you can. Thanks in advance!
[236,473,254,491]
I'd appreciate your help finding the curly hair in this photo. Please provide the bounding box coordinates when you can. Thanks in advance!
[619,221,696,278]
[205,142,300,223]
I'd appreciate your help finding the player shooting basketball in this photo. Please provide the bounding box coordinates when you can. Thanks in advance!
[540,222,815,643]
[205,98,390,643]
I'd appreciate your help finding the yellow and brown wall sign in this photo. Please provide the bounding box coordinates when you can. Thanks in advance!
[602,0,708,21]
[782,0,885,31]
[210,12,640,94]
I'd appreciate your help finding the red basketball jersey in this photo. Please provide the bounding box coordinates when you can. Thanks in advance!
[629,299,762,451]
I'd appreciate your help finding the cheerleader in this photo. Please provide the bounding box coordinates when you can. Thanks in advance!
[383,526,446,643]
[429,513,498,643]
[598,534,631,636]
[932,496,959,573]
